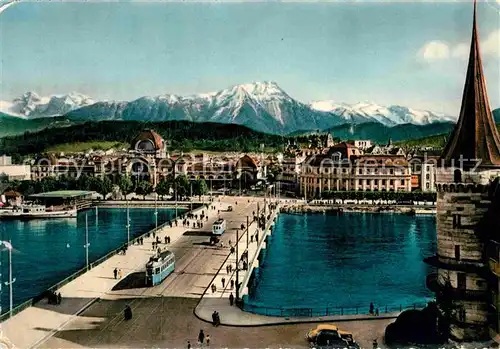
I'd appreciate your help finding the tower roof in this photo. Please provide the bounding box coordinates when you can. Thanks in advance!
[440,0,500,169]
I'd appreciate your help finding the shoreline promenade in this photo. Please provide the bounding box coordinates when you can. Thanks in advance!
[1,196,403,349]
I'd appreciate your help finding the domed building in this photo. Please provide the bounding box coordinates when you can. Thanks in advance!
[131,129,167,158]
[128,129,168,186]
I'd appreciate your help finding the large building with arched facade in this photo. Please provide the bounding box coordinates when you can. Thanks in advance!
[124,129,263,189]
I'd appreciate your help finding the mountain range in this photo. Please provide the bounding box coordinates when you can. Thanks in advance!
[1,82,460,135]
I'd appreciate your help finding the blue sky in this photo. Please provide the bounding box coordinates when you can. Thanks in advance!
[0,1,499,115]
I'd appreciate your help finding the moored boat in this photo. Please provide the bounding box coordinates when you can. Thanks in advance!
[0,204,77,219]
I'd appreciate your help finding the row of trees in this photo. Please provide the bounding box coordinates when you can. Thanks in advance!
[6,174,210,200]
[314,190,437,203]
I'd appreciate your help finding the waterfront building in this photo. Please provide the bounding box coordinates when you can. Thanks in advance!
[0,155,30,181]
[299,142,411,197]
[409,155,439,192]
[31,154,97,181]
[424,2,500,342]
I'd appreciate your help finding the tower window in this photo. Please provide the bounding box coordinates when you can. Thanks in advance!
[454,169,462,183]
[458,308,466,322]
[455,245,460,260]
[453,214,462,228]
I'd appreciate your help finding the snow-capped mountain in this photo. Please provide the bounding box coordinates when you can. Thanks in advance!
[65,82,337,134]
[1,83,457,135]
[310,100,456,126]
[1,92,94,118]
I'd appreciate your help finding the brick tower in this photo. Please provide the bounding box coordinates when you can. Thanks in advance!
[424,0,500,342]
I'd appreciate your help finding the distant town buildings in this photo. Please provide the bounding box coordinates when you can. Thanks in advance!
[0,155,31,181]
[20,126,445,198]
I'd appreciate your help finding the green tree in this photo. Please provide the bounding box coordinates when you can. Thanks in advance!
[174,175,189,200]
[118,175,134,200]
[136,180,153,200]
[156,178,171,200]
[94,176,113,199]
[193,179,209,200]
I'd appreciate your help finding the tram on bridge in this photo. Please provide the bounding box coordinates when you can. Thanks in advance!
[145,250,175,286]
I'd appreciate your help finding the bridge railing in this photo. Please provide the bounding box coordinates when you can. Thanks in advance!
[242,302,429,318]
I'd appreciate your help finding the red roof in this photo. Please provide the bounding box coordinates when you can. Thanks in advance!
[132,129,164,150]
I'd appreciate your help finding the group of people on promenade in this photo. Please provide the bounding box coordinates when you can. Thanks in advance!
[187,330,211,349]
[46,290,62,305]
[113,268,123,279]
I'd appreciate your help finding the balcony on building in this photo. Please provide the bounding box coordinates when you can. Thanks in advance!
[489,239,500,277]
[424,255,487,276]
[426,272,488,300]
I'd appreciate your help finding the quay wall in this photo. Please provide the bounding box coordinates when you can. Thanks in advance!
[238,205,280,299]
[280,203,436,215]
[0,203,205,322]
[92,200,202,209]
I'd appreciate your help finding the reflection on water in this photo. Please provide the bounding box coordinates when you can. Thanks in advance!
[0,207,184,312]
[247,213,436,313]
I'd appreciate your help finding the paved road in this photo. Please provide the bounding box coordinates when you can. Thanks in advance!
[41,296,394,349]
[107,198,259,299]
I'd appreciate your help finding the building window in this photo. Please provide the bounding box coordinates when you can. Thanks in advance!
[455,245,460,260]
[374,179,379,185]
[426,183,430,189]
[457,273,466,290]
[453,214,462,228]
[459,308,466,322]
[382,179,386,185]
[390,180,394,185]
[401,179,405,185]
[426,174,430,180]
[390,169,394,175]
[454,169,462,183]
[358,180,363,185]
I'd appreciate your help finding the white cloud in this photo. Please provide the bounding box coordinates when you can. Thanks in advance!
[419,29,500,63]
[482,29,500,57]
[451,43,469,59]
[419,41,450,61]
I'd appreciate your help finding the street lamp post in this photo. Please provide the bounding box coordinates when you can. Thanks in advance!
[126,200,130,245]
[154,192,158,230]
[0,241,15,318]
[235,228,239,301]
[85,213,90,270]
[246,216,249,251]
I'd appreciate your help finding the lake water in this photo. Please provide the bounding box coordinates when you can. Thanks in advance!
[0,207,183,312]
[245,212,436,316]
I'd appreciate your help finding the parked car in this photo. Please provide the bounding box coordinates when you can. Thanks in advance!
[339,330,360,349]
[306,325,339,342]
[310,330,349,349]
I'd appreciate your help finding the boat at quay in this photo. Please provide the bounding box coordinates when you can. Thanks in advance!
[0,204,77,219]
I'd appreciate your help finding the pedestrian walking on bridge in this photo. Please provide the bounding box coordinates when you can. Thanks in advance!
[113,268,118,279]
[198,329,205,345]
[229,293,234,306]
[221,277,225,288]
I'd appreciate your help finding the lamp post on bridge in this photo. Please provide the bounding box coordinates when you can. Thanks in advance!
[0,241,15,318]
[235,228,239,301]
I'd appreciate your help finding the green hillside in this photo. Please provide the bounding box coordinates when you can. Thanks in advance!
[396,123,500,148]
[0,113,76,138]
[0,120,286,156]
[324,121,455,144]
